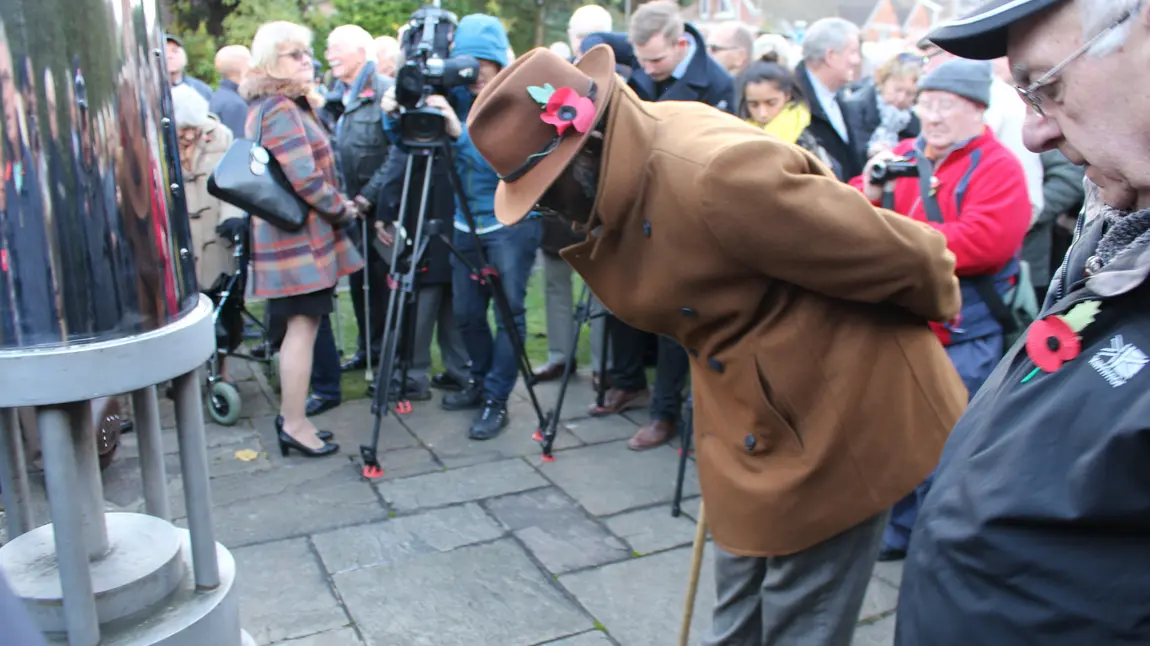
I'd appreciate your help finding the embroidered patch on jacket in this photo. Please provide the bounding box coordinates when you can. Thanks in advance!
[1089,335,1149,387]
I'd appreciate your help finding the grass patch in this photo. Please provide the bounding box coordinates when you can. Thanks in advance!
[247,265,595,400]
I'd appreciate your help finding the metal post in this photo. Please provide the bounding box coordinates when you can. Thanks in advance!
[172,369,221,590]
[132,386,171,521]
[70,402,110,560]
[0,407,34,538]
[38,405,101,646]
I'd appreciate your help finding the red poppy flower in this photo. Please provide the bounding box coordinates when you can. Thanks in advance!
[540,87,595,135]
[1025,315,1081,373]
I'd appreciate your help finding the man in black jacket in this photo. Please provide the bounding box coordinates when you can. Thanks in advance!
[793,17,865,181]
[317,25,395,412]
[583,0,736,451]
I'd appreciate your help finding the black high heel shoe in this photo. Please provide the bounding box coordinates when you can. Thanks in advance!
[274,417,339,458]
[276,416,333,441]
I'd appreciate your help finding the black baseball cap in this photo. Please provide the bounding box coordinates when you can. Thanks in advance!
[926,0,1067,60]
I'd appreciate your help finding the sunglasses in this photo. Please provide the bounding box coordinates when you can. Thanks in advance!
[279,49,314,63]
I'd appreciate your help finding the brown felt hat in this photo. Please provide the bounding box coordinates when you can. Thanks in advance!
[466,44,617,226]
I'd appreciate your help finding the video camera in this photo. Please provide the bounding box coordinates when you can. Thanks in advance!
[869,157,919,184]
[393,5,480,148]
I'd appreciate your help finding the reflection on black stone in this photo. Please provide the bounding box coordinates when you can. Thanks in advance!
[0,0,197,350]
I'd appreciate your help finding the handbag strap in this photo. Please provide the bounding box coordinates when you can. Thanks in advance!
[251,98,277,144]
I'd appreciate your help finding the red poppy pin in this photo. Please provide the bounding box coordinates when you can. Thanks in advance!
[1021,300,1101,383]
[527,83,595,135]
[359,89,375,99]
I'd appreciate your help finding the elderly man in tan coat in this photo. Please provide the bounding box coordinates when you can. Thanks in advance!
[464,46,968,646]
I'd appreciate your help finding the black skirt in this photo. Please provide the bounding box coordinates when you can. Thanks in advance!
[266,287,335,349]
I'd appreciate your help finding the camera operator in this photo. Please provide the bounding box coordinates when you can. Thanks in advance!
[382,14,541,441]
[850,58,1031,561]
[322,25,394,404]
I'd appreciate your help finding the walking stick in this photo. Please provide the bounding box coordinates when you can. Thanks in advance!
[679,501,707,646]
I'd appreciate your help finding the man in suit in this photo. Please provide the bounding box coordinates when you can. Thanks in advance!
[465,45,968,645]
[793,17,865,180]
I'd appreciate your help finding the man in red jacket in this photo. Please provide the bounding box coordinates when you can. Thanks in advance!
[851,58,1032,560]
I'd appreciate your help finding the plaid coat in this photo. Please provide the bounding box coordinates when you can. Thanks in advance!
[239,74,362,299]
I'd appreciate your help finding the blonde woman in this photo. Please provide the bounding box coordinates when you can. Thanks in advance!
[845,52,923,162]
[239,21,363,457]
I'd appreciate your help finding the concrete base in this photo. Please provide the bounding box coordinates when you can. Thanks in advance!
[0,513,185,634]
[62,530,244,646]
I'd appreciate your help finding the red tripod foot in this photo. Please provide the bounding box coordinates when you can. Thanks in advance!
[541,453,555,463]
[532,430,543,442]
[395,400,413,414]
[362,464,385,479]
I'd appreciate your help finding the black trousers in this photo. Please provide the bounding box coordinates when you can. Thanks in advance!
[607,315,690,423]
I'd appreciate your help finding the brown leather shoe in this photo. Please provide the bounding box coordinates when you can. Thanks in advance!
[627,419,677,451]
[533,359,572,382]
[589,387,650,416]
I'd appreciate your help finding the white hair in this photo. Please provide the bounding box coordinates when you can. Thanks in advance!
[171,83,210,128]
[569,5,613,37]
[250,21,313,74]
[374,36,399,59]
[1079,0,1140,56]
[329,24,378,63]
[802,17,860,63]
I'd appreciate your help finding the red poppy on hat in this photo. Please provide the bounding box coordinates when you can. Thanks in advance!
[534,86,596,135]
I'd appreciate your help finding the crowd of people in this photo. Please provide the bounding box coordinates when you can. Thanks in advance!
[150,0,1148,644]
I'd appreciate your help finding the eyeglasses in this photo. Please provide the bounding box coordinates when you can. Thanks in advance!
[279,49,314,62]
[913,98,961,116]
[708,44,737,53]
[1015,7,1136,117]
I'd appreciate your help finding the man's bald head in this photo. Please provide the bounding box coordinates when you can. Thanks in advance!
[215,45,251,83]
[708,21,754,75]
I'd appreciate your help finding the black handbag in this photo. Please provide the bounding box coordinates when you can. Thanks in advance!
[207,99,310,232]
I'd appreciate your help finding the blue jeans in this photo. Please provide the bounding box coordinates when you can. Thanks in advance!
[451,220,542,404]
[883,334,1003,551]
[310,314,342,402]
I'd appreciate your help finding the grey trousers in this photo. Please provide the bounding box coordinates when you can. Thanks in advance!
[706,511,889,646]
[407,284,470,385]
[541,252,608,371]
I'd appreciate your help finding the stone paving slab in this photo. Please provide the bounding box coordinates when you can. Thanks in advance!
[376,458,548,512]
[396,398,583,469]
[271,627,365,645]
[604,506,699,556]
[483,488,631,574]
[859,577,900,623]
[538,440,700,517]
[334,539,594,646]
[234,538,350,645]
[561,544,717,646]
[311,503,505,575]
[852,615,895,646]
[560,414,641,446]
[198,478,388,548]
[543,631,615,645]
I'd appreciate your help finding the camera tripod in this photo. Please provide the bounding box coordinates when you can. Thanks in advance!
[537,289,695,513]
[359,140,549,478]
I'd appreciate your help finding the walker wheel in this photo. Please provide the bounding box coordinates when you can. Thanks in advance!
[208,381,243,426]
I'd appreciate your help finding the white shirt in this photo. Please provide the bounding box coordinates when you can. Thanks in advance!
[805,67,849,143]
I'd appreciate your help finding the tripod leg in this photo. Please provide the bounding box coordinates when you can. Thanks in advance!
[363,217,374,383]
[672,395,694,517]
[538,283,593,460]
[332,289,345,357]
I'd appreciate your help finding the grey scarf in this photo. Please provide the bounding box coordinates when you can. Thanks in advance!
[867,93,913,155]
[1096,202,1150,267]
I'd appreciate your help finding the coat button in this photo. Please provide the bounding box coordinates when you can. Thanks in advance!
[708,358,724,373]
[642,220,652,237]
[680,307,696,318]
[1084,255,1102,276]
[744,434,756,452]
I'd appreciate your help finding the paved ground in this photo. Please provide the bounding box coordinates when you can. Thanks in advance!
[6,356,900,646]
